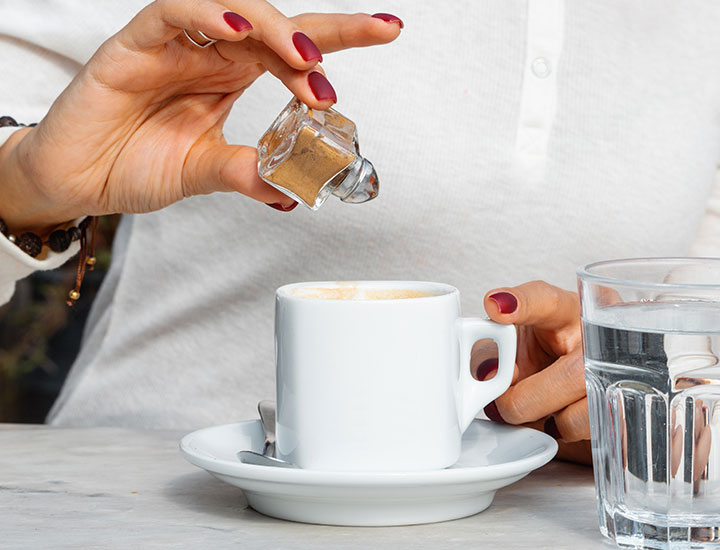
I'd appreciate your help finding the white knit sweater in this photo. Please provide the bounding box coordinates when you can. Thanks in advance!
[1,0,719,429]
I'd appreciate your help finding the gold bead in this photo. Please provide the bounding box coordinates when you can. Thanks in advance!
[86,256,97,266]
[68,290,80,301]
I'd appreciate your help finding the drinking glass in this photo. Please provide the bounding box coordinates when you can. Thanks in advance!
[578,258,720,549]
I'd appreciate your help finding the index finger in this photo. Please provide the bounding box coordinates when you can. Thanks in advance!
[484,280,581,332]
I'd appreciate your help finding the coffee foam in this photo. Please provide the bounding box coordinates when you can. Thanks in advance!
[287,286,438,300]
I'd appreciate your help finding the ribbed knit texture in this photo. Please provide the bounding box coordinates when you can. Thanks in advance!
[0,0,718,429]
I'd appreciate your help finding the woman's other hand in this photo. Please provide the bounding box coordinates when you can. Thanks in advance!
[477,281,593,464]
[0,0,402,233]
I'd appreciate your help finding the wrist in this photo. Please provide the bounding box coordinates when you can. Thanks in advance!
[0,126,81,236]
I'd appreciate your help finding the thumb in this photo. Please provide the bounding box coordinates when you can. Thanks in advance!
[183,141,296,208]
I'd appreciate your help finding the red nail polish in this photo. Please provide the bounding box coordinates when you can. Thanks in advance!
[484,401,506,424]
[488,292,518,314]
[266,201,298,212]
[544,416,562,440]
[223,12,252,32]
[292,32,322,62]
[308,71,337,102]
[371,13,404,29]
[475,358,498,381]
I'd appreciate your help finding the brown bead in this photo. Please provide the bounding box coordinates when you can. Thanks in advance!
[48,229,71,252]
[68,289,80,301]
[86,256,97,266]
[17,232,43,257]
[68,227,81,241]
[0,116,19,127]
[0,217,7,237]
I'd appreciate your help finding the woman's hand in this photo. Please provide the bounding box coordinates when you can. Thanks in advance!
[0,0,402,233]
[476,281,593,464]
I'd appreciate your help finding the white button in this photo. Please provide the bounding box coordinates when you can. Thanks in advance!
[531,57,551,78]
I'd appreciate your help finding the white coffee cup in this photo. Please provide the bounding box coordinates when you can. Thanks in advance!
[274,281,516,472]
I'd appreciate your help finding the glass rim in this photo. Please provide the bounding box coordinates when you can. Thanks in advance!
[576,257,720,290]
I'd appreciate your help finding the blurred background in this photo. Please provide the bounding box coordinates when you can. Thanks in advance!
[0,215,120,423]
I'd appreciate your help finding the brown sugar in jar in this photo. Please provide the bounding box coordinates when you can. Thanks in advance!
[257,98,379,210]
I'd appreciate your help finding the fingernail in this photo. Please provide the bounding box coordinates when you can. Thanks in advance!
[371,13,404,29]
[544,416,562,440]
[475,358,498,381]
[266,201,298,212]
[308,71,337,102]
[484,401,506,424]
[488,292,518,314]
[223,12,252,32]
[292,32,322,62]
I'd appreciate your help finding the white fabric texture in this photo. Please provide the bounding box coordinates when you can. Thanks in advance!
[0,0,719,429]
[689,168,720,257]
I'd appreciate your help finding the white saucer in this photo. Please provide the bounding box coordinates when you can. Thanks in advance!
[180,419,557,526]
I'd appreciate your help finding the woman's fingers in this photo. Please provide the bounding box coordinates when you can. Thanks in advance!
[216,12,403,108]
[485,281,581,332]
[495,346,586,424]
[116,3,403,109]
[481,280,585,440]
[551,398,591,443]
[123,1,402,58]
[217,41,337,109]
[121,0,324,70]
[484,281,581,355]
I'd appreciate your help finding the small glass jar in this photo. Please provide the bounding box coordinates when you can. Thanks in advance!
[257,97,379,210]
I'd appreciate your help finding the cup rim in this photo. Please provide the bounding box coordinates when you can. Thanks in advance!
[577,257,720,290]
[276,281,458,302]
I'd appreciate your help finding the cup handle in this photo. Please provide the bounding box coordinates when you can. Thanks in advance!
[456,318,516,432]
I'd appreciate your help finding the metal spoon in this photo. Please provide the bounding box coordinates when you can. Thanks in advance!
[258,400,277,457]
[238,401,297,468]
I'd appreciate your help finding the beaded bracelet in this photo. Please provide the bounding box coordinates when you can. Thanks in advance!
[1,115,96,305]
[0,216,98,306]
[0,115,36,129]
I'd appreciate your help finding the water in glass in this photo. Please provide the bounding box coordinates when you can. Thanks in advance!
[583,302,720,549]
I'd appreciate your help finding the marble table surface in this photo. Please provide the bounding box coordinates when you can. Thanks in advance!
[0,424,613,550]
